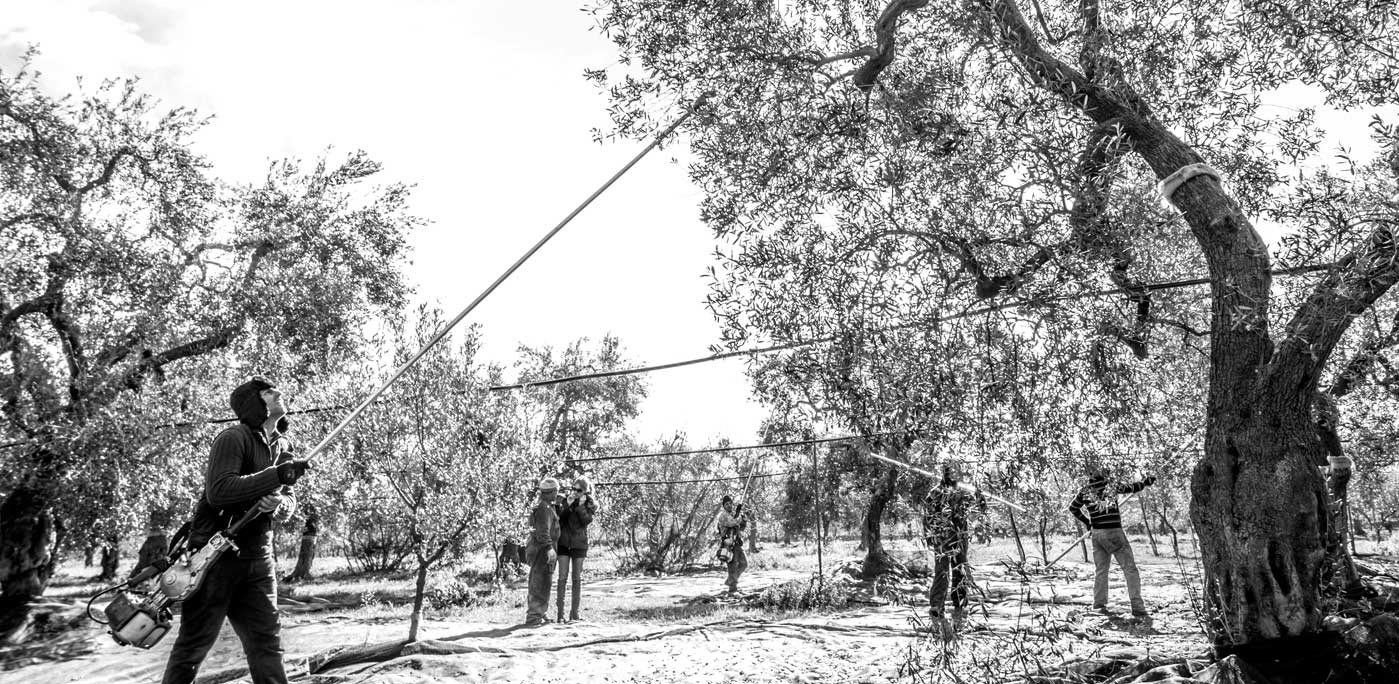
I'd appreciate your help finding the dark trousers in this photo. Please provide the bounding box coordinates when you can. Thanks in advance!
[525,545,555,624]
[929,544,970,618]
[725,545,748,591]
[162,555,285,684]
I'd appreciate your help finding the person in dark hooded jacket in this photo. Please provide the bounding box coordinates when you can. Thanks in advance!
[555,476,597,622]
[162,377,310,684]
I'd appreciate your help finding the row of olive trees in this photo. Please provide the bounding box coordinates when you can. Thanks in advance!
[0,52,658,640]
[0,52,418,637]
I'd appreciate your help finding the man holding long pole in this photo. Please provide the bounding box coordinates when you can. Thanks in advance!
[162,377,309,684]
[1068,468,1156,618]
[922,460,987,626]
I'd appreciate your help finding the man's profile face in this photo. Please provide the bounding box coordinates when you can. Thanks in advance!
[260,388,286,420]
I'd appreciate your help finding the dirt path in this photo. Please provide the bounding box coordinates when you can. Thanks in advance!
[4,560,1208,684]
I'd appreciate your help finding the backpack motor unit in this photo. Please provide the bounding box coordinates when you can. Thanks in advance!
[88,509,254,648]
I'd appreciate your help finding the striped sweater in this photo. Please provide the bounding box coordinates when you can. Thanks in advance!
[1068,479,1153,530]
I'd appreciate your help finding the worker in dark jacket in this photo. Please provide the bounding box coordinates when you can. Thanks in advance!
[163,377,310,684]
[1068,469,1156,617]
[524,477,561,626]
[555,476,597,623]
[923,460,987,622]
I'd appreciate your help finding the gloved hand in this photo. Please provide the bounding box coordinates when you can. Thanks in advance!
[277,459,311,485]
[1142,475,1157,487]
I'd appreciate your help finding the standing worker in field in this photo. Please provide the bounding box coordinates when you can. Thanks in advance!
[555,476,597,623]
[922,460,987,625]
[716,494,748,594]
[163,377,310,684]
[1068,468,1156,617]
[524,477,561,626]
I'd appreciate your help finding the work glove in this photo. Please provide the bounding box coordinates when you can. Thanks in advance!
[1142,475,1157,487]
[277,459,312,486]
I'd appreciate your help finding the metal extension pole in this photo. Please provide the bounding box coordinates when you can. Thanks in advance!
[301,100,705,462]
[1046,490,1142,567]
[813,444,825,593]
[863,449,1027,512]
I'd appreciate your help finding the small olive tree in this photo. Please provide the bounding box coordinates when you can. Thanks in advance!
[329,309,538,641]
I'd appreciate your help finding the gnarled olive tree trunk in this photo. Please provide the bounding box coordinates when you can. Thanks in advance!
[0,487,57,637]
[860,463,900,578]
[1191,412,1328,642]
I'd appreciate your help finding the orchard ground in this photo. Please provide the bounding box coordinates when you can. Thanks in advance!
[7,534,1399,683]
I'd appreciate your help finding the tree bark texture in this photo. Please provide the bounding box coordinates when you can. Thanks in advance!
[0,487,56,638]
[1191,416,1328,644]
[860,464,899,578]
[99,537,121,582]
[409,561,428,642]
[286,534,318,583]
[285,512,320,583]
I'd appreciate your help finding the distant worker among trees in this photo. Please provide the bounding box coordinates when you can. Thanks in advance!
[922,460,987,624]
[1069,469,1157,618]
[524,478,561,627]
[555,476,597,623]
[716,494,749,594]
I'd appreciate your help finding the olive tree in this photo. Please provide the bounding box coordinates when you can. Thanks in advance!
[0,58,418,635]
[591,0,1399,650]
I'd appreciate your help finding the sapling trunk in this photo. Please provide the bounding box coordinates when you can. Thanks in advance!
[1139,496,1160,556]
[1008,510,1026,564]
[409,559,429,642]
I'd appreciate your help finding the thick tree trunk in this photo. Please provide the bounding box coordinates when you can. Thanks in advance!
[1191,414,1328,645]
[860,465,899,578]
[131,529,168,579]
[286,534,318,583]
[99,536,121,582]
[285,511,320,583]
[1324,457,1362,592]
[0,487,57,639]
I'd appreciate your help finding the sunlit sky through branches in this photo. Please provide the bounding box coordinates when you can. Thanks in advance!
[1,0,769,445]
[2,1,1389,449]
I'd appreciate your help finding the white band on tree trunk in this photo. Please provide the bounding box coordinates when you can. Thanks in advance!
[1157,163,1222,202]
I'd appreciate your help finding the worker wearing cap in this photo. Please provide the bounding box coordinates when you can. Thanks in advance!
[524,477,562,626]
[1069,468,1156,617]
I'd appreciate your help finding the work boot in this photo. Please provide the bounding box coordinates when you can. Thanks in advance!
[569,611,581,622]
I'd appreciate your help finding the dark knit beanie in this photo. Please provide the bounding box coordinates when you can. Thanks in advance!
[230,377,276,425]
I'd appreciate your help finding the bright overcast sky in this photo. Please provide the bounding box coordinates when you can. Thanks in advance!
[0,0,770,445]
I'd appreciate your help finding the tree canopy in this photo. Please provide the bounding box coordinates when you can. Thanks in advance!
[590,0,1399,646]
